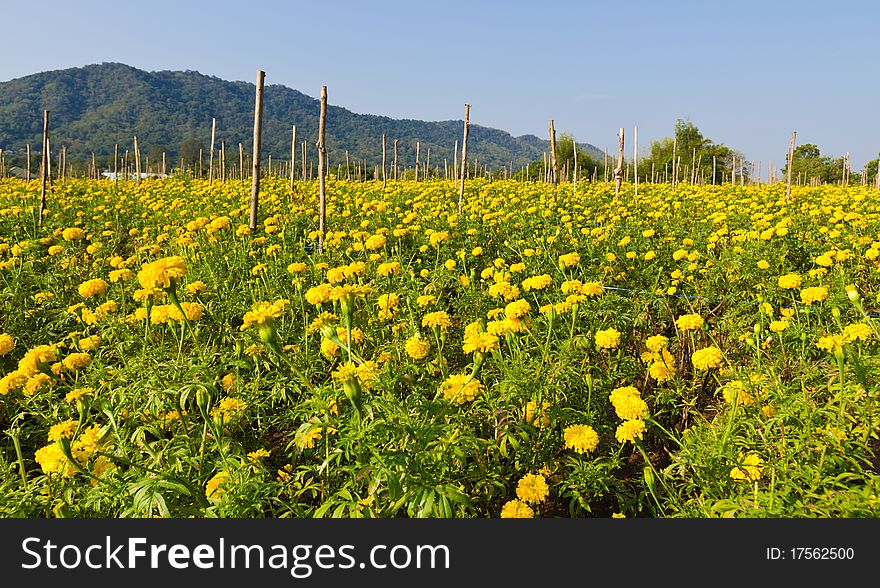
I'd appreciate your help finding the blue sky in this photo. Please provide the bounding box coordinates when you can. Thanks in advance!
[2,0,878,170]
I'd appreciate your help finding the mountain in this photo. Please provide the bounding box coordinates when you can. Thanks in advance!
[0,63,605,172]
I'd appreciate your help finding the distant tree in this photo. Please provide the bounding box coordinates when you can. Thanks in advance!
[646,119,733,183]
[864,157,879,184]
[783,143,844,184]
[178,138,202,169]
[147,145,168,169]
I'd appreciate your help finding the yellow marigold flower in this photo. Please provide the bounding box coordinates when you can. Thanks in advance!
[521,274,553,291]
[563,424,599,454]
[48,419,79,441]
[730,453,763,482]
[843,323,872,342]
[185,280,207,295]
[462,331,500,354]
[581,281,604,296]
[25,373,52,396]
[320,338,339,357]
[777,273,802,289]
[240,299,289,331]
[287,262,308,275]
[137,256,186,290]
[0,370,28,395]
[558,252,580,268]
[297,427,324,449]
[691,346,723,370]
[405,335,431,360]
[48,245,64,256]
[377,261,401,277]
[211,397,247,423]
[769,320,788,333]
[35,443,74,477]
[62,352,92,371]
[18,344,58,376]
[62,227,86,241]
[504,299,531,319]
[428,231,449,247]
[415,295,437,308]
[66,387,94,403]
[500,499,534,518]
[756,260,770,270]
[649,358,676,382]
[595,327,621,350]
[108,268,133,282]
[645,335,668,353]
[516,473,549,504]
[364,234,387,250]
[674,312,705,331]
[205,470,230,500]
[78,335,101,352]
[78,278,107,298]
[524,401,551,427]
[610,391,649,421]
[799,286,828,306]
[221,374,235,392]
[0,333,14,356]
[816,334,845,354]
[439,373,483,404]
[615,419,646,444]
[305,283,333,305]
[720,380,754,407]
[422,311,452,330]
[247,448,271,461]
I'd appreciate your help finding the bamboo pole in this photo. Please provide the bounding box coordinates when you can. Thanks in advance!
[249,70,265,230]
[457,103,470,215]
[614,127,624,195]
[38,110,49,227]
[26,144,31,181]
[290,125,297,192]
[786,130,796,200]
[208,117,216,184]
[671,133,677,186]
[415,141,420,181]
[572,134,578,192]
[381,133,387,188]
[133,136,141,185]
[633,125,639,197]
[301,141,307,183]
[239,143,244,181]
[317,85,328,253]
[548,119,558,200]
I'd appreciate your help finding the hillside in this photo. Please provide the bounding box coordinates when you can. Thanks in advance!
[0,63,604,171]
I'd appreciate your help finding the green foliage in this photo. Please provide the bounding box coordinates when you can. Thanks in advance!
[0,63,603,173]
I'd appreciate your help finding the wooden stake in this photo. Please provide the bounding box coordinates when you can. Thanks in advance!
[133,136,141,185]
[381,134,387,188]
[290,125,297,192]
[415,141,420,181]
[786,130,796,200]
[208,117,216,184]
[249,70,265,230]
[633,125,639,197]
[393,139,399,181]
[26,144,31,181]
[317,85,328,252]
[38,110,49,227]
[614,127,624,195]
[457,103,470,215]
[572,134,578,192]
[548,119,558,200]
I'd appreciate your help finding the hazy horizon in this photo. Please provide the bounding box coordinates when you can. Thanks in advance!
[2,0,878,171]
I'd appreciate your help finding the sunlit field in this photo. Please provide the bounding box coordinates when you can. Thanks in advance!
[0,176,878,518]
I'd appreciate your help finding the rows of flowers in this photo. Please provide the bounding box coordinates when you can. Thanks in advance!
[0,176,877,518]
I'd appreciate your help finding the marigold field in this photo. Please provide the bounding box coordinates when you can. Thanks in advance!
[0,176,878,518]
